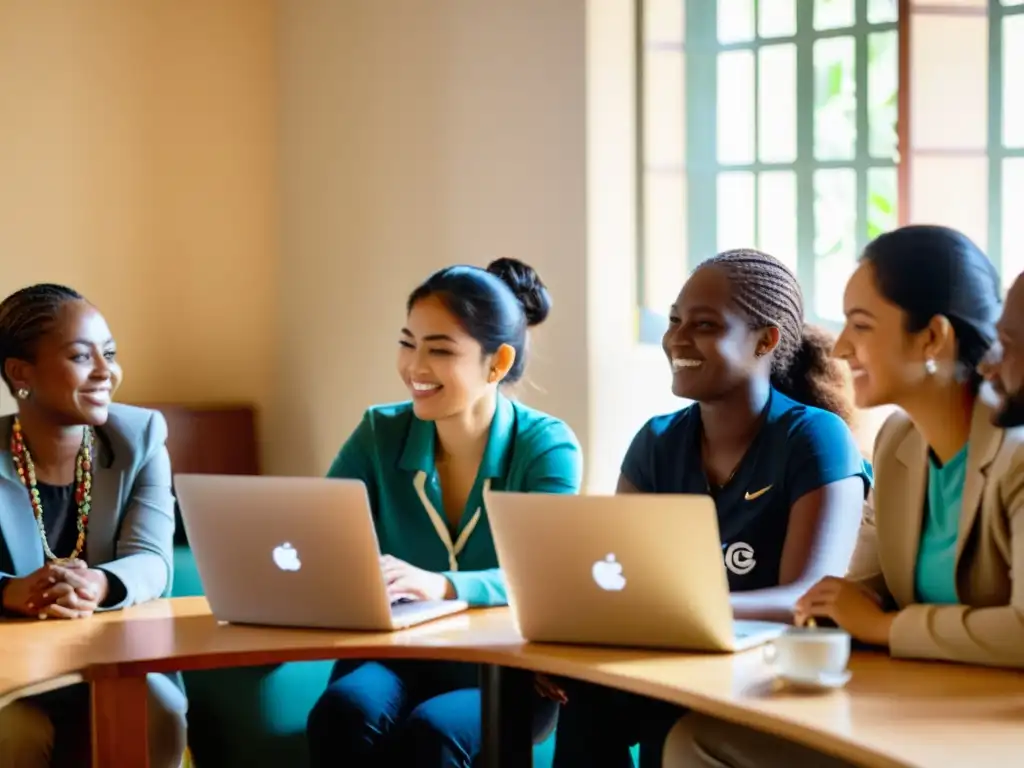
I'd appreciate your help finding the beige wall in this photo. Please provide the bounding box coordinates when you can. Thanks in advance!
[586,0,689,491]
[5,1,835,489]
[270,0,591,478]
[0,1,278,440]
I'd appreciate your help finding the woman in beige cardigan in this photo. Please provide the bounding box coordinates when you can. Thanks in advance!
[663,225,1020,766]
[796,227,1024,665]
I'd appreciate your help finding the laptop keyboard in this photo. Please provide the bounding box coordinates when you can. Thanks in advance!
[733,619,784,639]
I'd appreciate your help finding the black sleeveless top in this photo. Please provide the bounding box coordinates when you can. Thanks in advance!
[37,481,83,560]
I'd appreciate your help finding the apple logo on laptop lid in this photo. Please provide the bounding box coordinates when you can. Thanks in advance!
[592,553,626,591]
[272,542,302,572]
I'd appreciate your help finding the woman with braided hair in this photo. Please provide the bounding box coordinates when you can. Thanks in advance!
[549,250,871,767]
[0,283,187,767]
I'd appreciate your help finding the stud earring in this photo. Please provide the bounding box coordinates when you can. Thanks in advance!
[15,388,29,400]
[924,358,938,375]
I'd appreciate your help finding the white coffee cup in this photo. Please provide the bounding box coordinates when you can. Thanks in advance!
[763,626,851,679]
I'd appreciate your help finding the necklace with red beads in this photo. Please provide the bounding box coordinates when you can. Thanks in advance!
[10,418,94,563]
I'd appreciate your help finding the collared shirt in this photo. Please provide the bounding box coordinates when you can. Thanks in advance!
[621,388,872,592]
[327,393,583,606]
[915,444,967,605]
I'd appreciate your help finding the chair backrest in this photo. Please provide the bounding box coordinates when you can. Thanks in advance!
[133,403,260,543]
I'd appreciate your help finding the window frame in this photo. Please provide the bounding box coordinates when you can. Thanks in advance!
[989,0,1024,279]
[637,0,901,343]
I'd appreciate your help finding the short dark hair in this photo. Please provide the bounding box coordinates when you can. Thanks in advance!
[406,258,551,384]
[0,283,85,394]
[861,225,1000,382]
[699,249,854,424]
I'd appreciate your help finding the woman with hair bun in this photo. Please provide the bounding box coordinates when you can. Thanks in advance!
[306,259,582,767]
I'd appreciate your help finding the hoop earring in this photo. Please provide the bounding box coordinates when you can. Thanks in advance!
[15,388,29,400]
[924,358,938,376]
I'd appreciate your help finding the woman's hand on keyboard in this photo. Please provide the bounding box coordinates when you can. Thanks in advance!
[380,555,454,602]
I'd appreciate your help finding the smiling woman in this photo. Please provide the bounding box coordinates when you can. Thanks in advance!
[551,250,872,767]
[306,260,582,768]
[0,283,187,767]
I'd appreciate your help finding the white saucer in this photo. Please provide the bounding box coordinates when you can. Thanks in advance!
[778,669,852,692]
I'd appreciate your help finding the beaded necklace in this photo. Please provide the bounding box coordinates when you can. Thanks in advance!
[10,418,94,563]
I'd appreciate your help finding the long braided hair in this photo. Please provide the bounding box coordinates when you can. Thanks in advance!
[700,249,854,425]
[0,284,84,395]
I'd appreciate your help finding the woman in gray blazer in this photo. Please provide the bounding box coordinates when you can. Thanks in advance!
[0,284,186,768]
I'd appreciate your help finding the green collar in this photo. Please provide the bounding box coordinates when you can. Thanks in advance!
[398,392,516,479]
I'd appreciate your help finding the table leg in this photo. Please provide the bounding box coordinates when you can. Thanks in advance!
[480,664,534,768]
[91,676,149,768]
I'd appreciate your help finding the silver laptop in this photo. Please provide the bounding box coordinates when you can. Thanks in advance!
[484,490,787,652]
[174,474,468,630]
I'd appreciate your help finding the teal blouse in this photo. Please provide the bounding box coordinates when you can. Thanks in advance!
[914,444,967,605]
[326,393,583,606]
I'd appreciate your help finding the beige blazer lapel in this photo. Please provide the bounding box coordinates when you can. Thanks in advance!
[888,425,928,607]
[956,402,1003,566]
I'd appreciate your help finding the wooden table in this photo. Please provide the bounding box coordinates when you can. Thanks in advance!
[3,598,1024,767]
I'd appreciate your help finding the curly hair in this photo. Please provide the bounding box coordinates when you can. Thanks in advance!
[700,249,854,425]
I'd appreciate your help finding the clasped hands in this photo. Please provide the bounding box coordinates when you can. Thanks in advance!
[2,560,109,620]
[794,576,894,646]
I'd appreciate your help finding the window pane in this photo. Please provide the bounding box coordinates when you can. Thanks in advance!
[644,172,687,311]
[717,172,756,252]
[1004,15,1024,149]
[717,51,755,164]
[815,0,854,31]
[909,155,988,251]
[910,14,987,151]
[867,0,899,23]
[814,169,857,322]
[644,0,685,44]
[914,0,983,6]
[718,0,755,44]
[867,168,898,242]
[758,0,796,38]
[1003,0,1024,6]
[814,37,857,160]
[758,44,797,163]
[644,51,685,167]
[868,32,899,159]
[758,171,798,272]
[1003,159,1024,281]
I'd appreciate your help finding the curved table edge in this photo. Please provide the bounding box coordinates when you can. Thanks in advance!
[0,673,85,709]
[86,645,912,768]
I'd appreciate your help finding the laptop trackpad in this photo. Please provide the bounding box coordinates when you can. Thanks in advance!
[391,599,448,616]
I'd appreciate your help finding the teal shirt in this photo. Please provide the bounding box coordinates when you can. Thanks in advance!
[326,393,583,607]
[915,445,967,605]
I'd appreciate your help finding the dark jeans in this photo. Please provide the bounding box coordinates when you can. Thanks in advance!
[552,678,684,768]
[307,659,557,768]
